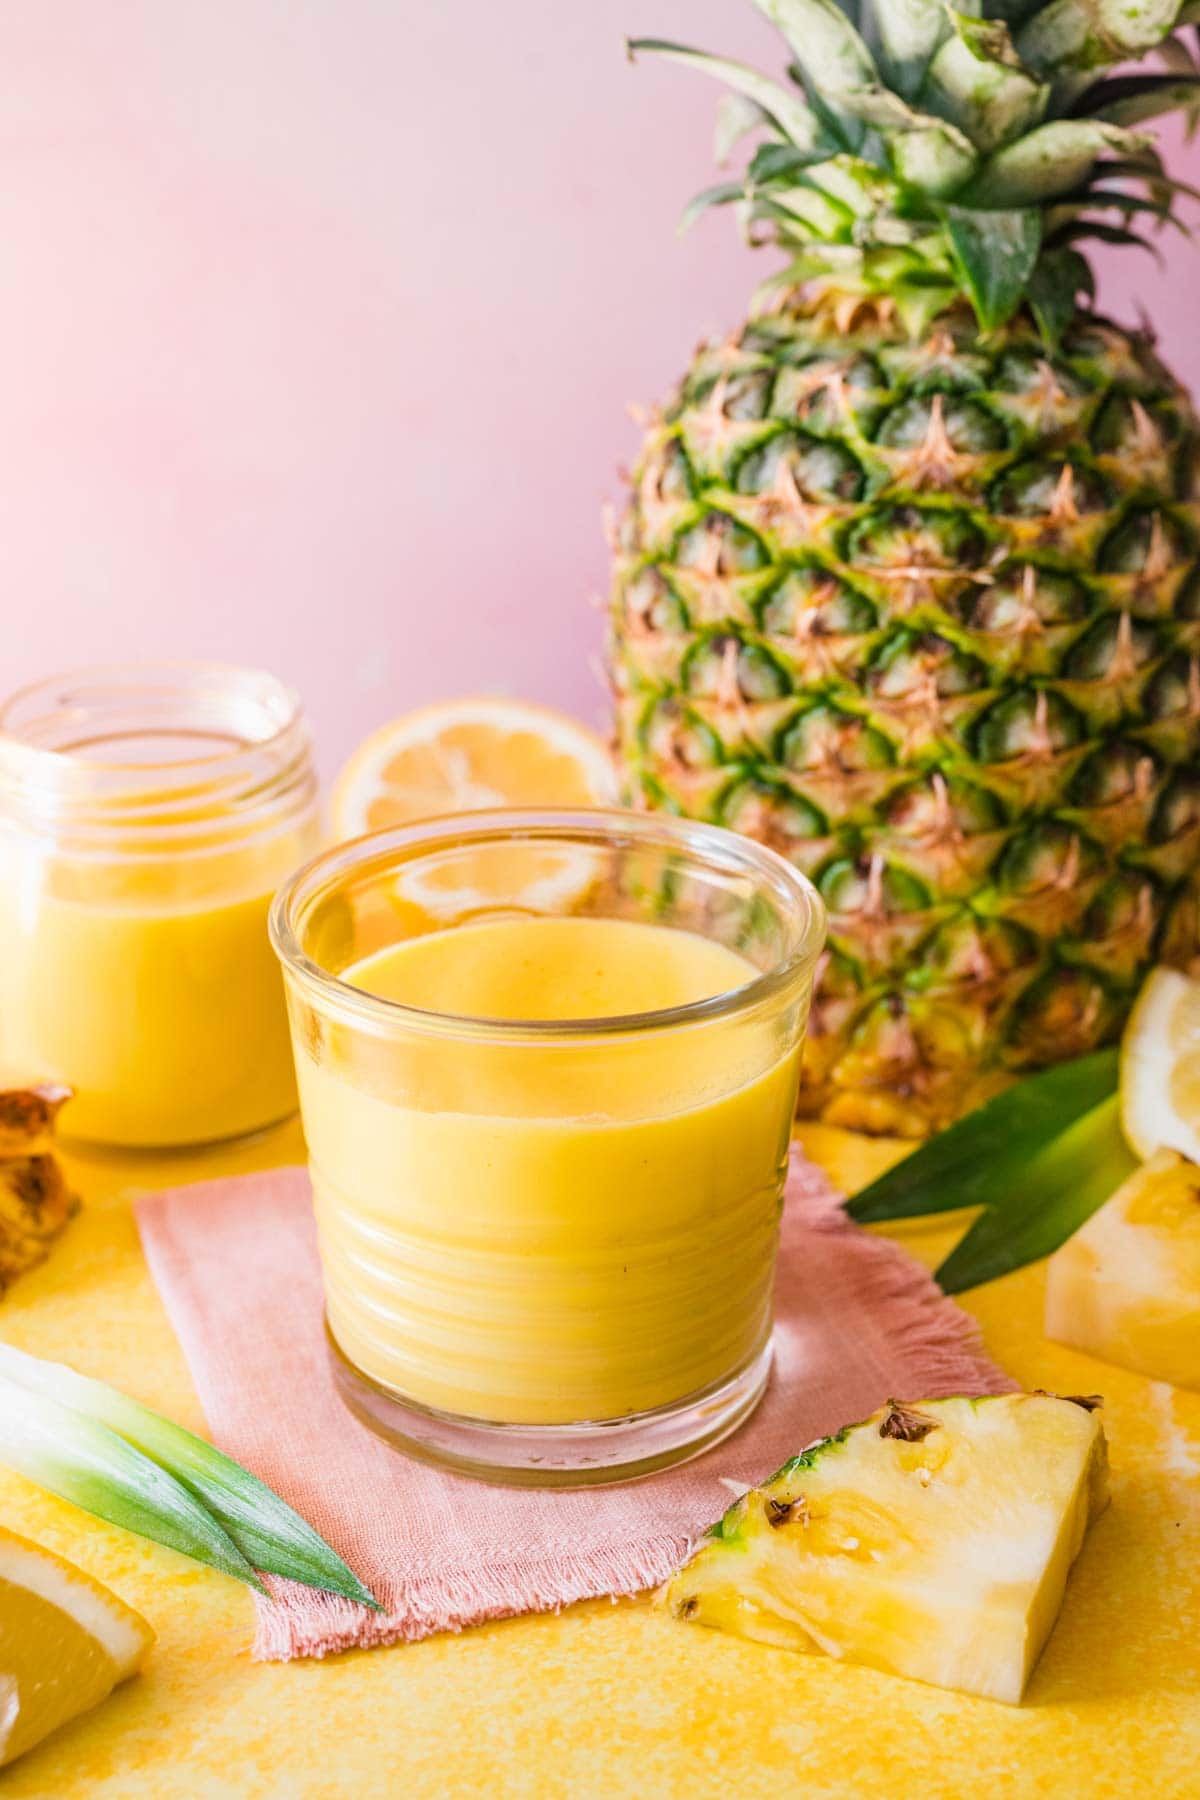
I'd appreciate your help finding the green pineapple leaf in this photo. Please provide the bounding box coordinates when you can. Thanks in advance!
[890,119,980,192]
[984,0,1056,25]
[753,0,880,99]
[748,142,833,183]
[1071,72,1200,127]
[963,118,1146,203]
[1096,149,1200,203]
[871,0,952,100]
[1027,243,1094,340]
[845,1047,1119,1223]
[714,91,772,164]
[1158,27,1200,76]
[0,1375,264,1591]
[626,40,831,153]
[922,13,1049,153]
[942,204,1042,326]
[0,1344,381,1607]
[935,1095,1137,1292]
[1048,219,1162,257]
[1017,0,1187,83]
[679,181,751,236]
[1073,186,1189,230]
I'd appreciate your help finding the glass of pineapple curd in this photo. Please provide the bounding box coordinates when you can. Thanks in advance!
[0,663,319,1148]
[270,808,825,1484]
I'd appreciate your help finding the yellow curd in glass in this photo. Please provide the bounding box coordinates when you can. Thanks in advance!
[297,915,801,1426]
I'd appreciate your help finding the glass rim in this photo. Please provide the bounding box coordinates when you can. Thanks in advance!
[0,659,306,778]
[269,806,826,1041]
[0,661,314,843]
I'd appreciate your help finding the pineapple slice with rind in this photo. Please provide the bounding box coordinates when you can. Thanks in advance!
[663,1393,1107,1705]
[1045,1149,1200,1391]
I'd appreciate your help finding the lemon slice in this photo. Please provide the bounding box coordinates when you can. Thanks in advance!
[1120,966,1200,1161]
[0,1526,153,1768]
[331,698,617,927]
[330,697,616,839]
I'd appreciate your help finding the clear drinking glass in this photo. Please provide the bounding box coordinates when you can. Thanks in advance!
[270,808,825,1485]
[0,662,319,1147]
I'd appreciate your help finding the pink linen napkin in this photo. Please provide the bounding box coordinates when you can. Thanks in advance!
[134,1149,1013,1661]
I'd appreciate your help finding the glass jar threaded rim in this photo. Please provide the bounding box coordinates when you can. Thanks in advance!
[0,661,317,856]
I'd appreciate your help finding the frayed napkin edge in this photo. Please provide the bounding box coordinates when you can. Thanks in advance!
[253,1536,692,1661]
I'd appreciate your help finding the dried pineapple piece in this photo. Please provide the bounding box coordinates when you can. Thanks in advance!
[0,1085,77,1293]
[0,1083,72,1157]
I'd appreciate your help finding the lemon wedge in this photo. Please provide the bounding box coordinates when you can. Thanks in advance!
[1120,967,1200,1162]
[0,1526,153,1767]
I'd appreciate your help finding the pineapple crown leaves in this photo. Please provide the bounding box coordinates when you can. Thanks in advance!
[628,0,1200,335]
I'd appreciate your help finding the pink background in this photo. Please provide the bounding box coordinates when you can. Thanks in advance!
[2,2,1197,775]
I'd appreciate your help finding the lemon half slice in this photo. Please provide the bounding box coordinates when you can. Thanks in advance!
[0,1526,153,1768]
[1120,967,1200,1162]
[330,697,616,840]
[330,697,617,929]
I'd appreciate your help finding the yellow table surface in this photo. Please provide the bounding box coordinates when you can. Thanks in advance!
[2,1120,1198,1799]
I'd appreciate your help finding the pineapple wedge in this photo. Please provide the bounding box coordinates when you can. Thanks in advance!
[1045,1150,1200,1391]
[663,1393,1107,1705]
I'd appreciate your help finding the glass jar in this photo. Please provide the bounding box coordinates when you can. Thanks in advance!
[271,808,825,1485]
[0,663,319,1147]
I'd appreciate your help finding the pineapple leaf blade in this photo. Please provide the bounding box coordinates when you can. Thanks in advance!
[0,1372,265,1591]
[1027,242,1093,339]
[1070,71,1200,127]
[678,181,749,236]
[871,0,951,100]
[626,39,831,153]
[942,203,1042,324]
[1018,0,1187,83]
[0,1343,380,1608]
[922,14,1049,154]
[890,120,980,192]
[714,91,771,164]
[935,1095,1137,1292]
[963,118,1146,204]
[844,1048,1120,1223]
[752,0,880,97]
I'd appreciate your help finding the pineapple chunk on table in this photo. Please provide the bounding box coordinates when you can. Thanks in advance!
[1045,1149,1200,1392]
[663,1393,1107,1705]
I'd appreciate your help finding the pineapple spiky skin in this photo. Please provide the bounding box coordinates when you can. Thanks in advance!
[662,1392,1108,1704]
[1046,1147,1200,1390]
[610,296,1200,1133]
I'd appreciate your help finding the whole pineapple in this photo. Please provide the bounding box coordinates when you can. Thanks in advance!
[609,0,1200,1134]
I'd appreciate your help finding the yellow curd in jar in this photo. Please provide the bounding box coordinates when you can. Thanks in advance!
[296,915,802,1426]
[0,666,318,1147]
[0,841,311,1147]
